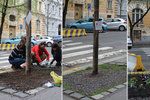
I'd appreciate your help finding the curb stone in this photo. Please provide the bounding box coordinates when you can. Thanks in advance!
[0,83,57,98]
[64,83,126,100]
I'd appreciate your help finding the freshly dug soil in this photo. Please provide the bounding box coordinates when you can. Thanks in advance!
[63,64,126,96]
[0,67,61,91]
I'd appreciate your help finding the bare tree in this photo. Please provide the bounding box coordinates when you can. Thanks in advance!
[63,0,69,28]
[128,0,150,41]
[0,0,26,42]
[0,0,8,42]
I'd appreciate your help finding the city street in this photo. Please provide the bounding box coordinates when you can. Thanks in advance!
[129,47,150,70]
[63,31,126,71]
[63,31,127,100]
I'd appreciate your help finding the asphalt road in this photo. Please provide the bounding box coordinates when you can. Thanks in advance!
[63,31,126,49]
[63,31,126,70]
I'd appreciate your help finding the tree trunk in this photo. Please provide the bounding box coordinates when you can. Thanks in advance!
[92,0,99,75]
[0,0,8,42]
[25,0,32,74]
[63,0,69,28]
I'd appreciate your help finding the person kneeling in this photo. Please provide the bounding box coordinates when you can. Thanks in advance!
[8,37,26,69]
[32,41,50,67]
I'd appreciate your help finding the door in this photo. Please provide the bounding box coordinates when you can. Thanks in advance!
[74,4,83,20]
[9,26,16,38]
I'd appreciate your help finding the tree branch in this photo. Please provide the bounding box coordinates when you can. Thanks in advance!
[133,7,150,27]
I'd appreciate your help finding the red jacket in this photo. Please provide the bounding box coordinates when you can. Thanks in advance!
[32,45,50,63]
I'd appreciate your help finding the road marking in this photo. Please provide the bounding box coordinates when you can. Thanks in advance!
[65,42,83,46]
[64,49,126,65]
[0,65,11,69]
[0,60,9,64]
[63,47,113,58]
[63,45,93,52]
[0,56,8,60]
[63,40,72,43]
[0,54,10,56]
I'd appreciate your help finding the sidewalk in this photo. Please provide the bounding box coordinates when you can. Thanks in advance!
[0,87,61,100]
[102,87,126,100]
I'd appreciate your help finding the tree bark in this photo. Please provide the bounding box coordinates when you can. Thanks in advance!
[25,0,32,74]
[92,0,99,75]
[0,0,8,42]
[63,0,69,28]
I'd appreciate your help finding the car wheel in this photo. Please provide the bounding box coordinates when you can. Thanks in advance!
[70,26,77,29]
[47,42,52,47]
[119,26,125,31]
[128,46,132,49]
[6,42,11,44]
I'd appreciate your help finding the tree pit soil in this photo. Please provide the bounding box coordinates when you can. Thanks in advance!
[0,68,61,91]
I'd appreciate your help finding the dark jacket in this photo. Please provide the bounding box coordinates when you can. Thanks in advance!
[9,44,26,60]
[51,46,62,62]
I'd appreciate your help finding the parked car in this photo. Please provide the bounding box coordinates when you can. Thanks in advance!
[67,17,108,32]
[53,35,62,43]
[36,36,54,47]
[53,35,63,47]
[128,36,132,49]
[106,18,127,31]
[2,37,37,46]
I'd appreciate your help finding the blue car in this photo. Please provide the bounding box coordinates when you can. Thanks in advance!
[2,37,37,46]
[67,17,108,33]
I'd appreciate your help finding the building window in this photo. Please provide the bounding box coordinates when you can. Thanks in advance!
[36,19,40,31]
[107,15,111,18]
[39,2,42,11]
[59,7,61,16]
[9,15,16,21]
[107,0,112,9]
[132,8,143,23]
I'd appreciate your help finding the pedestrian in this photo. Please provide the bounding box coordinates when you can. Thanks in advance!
[8,36,26,69]
[31,41,50,67]
[50,43,62,67]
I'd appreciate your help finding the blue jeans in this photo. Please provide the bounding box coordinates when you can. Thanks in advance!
[9,58,25,68]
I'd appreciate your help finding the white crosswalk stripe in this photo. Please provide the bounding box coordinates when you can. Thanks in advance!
[63,39,126,65]
[64,42,83,46]
[63,47,113,58]
[63,45,92,52]
[0,51,11,69]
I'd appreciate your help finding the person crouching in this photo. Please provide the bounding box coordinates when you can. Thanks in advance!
[50,43,62,67]
[32,41,50,67]
[8,37,26,69]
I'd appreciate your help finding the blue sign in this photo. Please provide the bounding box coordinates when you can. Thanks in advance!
[88,4,91,10]
[20,24,23,30]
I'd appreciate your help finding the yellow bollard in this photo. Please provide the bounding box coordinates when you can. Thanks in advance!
[7,44,10,50]
[11,44,15,50]
[2,44,6,50]
[0,44,1,50]
[134,55,145,71]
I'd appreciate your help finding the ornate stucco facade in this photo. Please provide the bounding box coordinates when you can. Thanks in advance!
[65,0,118,24]
[0,0,46,39]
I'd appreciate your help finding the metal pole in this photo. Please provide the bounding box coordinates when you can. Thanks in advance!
[47,3,49,36]
[92,0,99,75]
[25,0,31,74]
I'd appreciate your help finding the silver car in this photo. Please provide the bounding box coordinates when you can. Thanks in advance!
[106,18,127,31]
